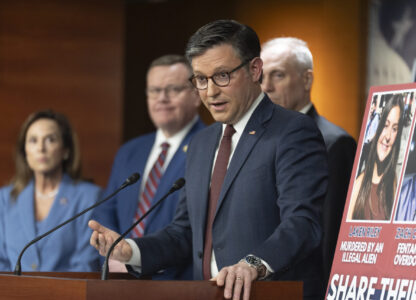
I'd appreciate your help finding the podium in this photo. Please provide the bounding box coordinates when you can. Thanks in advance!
[0,272,302,299]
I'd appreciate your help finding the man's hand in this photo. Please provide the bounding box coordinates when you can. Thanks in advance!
[88,220,132,263]
[212,261,258,300]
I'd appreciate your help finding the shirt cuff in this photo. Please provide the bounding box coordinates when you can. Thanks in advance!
[125,239,142,268]
[248,254,274,279]
[260,258,274,275]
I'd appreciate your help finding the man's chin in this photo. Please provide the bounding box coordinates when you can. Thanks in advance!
[209,110,227,123]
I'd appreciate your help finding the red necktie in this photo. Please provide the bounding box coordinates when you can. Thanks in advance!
[203,125,236,279]
[132,142,170,238]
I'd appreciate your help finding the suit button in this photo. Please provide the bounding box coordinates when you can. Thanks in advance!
[198,251,203,258]
[31,263,37,270]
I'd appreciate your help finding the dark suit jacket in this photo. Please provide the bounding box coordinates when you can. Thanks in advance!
[135,96,328,298]
[306,105,356,288]
[93,119,205,279]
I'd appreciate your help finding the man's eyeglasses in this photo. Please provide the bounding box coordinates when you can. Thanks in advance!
[146,85,191,98]
[189,59,250,90]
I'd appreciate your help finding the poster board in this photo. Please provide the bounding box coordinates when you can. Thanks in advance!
[327,83,416,299]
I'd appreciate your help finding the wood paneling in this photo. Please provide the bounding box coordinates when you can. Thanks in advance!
[0,0,367,189]
[0,0,123,187]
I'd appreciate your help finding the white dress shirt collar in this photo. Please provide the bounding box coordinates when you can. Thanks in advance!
[155,115,198,154]
[299,102,313,114]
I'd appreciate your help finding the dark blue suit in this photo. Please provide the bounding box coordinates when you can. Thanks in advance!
[135,96,328,298]
[93,119,205,279]
[307,105,356,288]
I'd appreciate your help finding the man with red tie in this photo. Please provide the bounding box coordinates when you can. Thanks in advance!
[90,20,328,300]
[91,54,204,279]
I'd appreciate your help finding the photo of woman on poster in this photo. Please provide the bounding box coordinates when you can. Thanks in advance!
[348,94,404,220]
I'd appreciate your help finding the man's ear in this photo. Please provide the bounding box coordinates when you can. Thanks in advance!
[303,69,313,91]
[250,57,263,82]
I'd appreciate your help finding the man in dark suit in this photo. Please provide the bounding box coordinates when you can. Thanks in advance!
[92,54,204,278]
[261,37,357,288]
[89,20,328,300]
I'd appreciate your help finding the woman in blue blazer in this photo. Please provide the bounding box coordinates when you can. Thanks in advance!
[0,110,101,271]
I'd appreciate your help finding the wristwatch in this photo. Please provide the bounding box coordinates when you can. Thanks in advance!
[240,255,269,280]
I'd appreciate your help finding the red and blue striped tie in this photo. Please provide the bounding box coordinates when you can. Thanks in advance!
[132,142,170,238]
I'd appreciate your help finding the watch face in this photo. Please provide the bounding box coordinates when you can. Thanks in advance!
[246,255,267,278]
[246,255,261,266]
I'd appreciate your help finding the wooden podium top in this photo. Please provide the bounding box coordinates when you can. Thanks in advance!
[0,272,302,300]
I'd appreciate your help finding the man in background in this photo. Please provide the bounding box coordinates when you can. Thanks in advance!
[92,54,204,279]
[261,37,357,288]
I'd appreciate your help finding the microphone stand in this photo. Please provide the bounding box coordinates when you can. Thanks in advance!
[101,178,185,280]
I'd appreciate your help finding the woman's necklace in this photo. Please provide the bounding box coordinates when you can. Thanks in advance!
[36,187,59,200]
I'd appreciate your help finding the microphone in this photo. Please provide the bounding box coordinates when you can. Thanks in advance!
[13,172,140,275]
[101,177,185,280]
[119,173,140,189]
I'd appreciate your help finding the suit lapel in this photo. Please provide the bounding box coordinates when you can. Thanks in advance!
[215,97,274,217]
[144,134,187,227]
[43,175,70,229]
[18,182,37,242]
[145,120,205,229]
[123,134,155,230]
[306,104,318,121]
[17,181,41,266]
[196,124,222,236]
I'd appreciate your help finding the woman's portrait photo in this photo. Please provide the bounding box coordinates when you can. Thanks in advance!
[348,92,413,221]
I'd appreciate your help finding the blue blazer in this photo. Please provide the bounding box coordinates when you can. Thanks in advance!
[92,119,205,279]
[135,96,328,298]
[0,174,101,272]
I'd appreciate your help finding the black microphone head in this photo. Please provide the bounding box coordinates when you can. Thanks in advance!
[171,178,185,192]
[126,173,140,185]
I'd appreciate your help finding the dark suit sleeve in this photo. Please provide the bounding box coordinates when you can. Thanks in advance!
[322,135,356,282]
[252,114,328,275]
